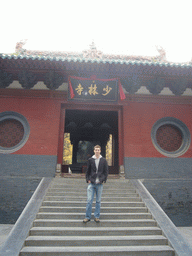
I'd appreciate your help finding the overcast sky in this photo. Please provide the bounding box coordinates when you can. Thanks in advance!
[0,0,192,62]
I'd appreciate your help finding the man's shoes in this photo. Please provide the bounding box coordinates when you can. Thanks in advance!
[83,218,90,223]
[94,218,100,223]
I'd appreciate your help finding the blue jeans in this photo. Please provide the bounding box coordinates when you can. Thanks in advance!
[85,183,103,219]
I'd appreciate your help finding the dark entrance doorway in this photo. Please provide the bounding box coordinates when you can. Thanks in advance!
[63,109,119,174]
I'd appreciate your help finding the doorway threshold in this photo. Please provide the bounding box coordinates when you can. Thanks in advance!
[56,173,121,179]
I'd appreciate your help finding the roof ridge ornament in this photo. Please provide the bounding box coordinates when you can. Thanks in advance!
[155,46,166,61]
[15,39,28,54]
[82,41,103,59]
[90,41,96,50]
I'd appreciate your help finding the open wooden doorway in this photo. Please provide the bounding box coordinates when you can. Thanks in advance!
[62,109,118,174]
[57,103,124,174]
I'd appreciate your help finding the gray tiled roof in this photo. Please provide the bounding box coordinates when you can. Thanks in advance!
[1,53,192,68]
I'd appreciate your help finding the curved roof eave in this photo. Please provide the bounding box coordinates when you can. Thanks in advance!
[0,53,192,69]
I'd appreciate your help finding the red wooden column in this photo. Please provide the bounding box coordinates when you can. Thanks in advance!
[118,107,124,166]
[57,107,65,164]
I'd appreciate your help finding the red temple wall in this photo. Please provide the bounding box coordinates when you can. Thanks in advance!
[1,92,192,159]
[123,101,192,158]
[0,96,61,156]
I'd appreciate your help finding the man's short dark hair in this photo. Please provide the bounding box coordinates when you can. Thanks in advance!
[94,145,101,150]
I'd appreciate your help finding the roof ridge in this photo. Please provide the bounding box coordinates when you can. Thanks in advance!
[14,40,167,63]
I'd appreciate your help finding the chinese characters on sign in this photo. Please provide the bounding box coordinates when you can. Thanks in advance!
[88,83,99,96]
[69,77,119,102]
[102,85,112,96]
[76,82,111,97]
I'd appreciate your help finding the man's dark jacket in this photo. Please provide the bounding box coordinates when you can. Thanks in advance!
[86,156,108,184]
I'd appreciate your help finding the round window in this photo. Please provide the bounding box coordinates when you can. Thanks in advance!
[0,112,30,153]
[151,117,190,157]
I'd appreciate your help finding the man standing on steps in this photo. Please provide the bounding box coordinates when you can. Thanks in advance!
[83,145,108,223]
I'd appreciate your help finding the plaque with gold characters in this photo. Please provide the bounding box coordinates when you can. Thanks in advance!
[68,76,125,102]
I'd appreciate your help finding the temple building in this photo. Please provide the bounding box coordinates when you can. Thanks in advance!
[0,42,192,225]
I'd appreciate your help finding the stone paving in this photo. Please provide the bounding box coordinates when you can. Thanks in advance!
[0,224,14,249]
[178,227,192,246]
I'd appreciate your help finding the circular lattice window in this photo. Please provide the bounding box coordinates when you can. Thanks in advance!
[151,117,190,157]
[0,112,30,153]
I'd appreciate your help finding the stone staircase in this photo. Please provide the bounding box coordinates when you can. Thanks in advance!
[19,178,175,255]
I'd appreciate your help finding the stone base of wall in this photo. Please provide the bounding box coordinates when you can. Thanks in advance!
[124,157,192,179]
[143,179,192,226]
[0,154,57,177]
[0,177,41,223]
[124,157,192,226]
[0,154,57,223]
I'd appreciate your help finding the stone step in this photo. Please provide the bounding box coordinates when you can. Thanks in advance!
[59,175,122,179]
[46,193,139,198]
[46,191,138,196]
[36,212,152,220]
[30,226,163,237]
[51,183,132,187]
[51,185,134,190]
[56,174,121,179]
[20,245,175,256]
[50,180,129,183]
[51,179,131,183]
[49,189,135,194]
[50,183,134,188]
[19,178,175,256]
[33,219,157,228]
[48,188,137,193]
[42,201,145,207]
[50,182,133,186]
[43,196,141,202]
[39,206,148,213]
[25,235,168,247]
